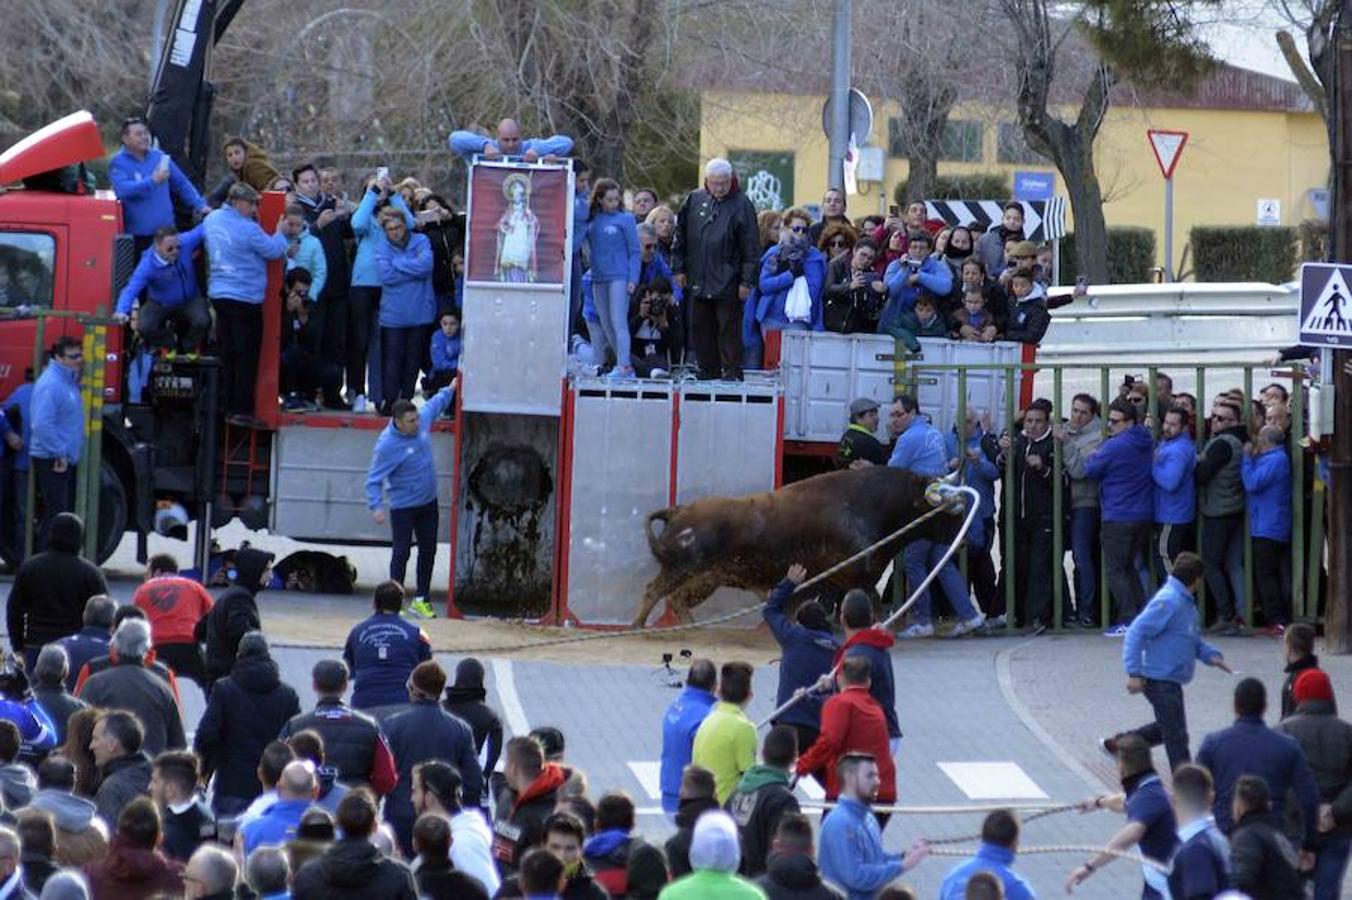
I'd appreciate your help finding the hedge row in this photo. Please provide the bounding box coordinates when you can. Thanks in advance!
[1059,226,1156,284]
[1190,226,1298,284]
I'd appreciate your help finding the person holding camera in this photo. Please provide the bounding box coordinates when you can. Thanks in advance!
[823,237,886,334]
[629,278,683,378]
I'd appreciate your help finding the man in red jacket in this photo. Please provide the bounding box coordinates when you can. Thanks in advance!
[796,656,896,828]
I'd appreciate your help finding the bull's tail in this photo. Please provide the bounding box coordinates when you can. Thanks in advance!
[645,508,673,556]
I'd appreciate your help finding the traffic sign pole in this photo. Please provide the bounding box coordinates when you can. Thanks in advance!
[1147,129,1189,283]
[1164,176,1174,283]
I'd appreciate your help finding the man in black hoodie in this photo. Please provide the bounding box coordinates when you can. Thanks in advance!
[757,813,844,899]
[1230,775,1303,899]
[292,789,417,899]
[6,512,106,670]
[665,765,720,878]
[443,657,502,812]
[193,631,301,814]
[195,546,272,692]
[727,725,800,877]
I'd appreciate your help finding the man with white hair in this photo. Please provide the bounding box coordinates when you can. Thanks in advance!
[671,158,760,381]
[77,619,185,756]
[659,809,763,898]
[184,844,239,900]
[245,846,290,900]
[0,826,23,900]
[30,644,85,745]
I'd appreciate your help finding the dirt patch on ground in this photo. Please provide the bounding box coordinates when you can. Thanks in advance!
[262,599,780,666]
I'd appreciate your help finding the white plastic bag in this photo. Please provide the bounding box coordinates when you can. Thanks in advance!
[784,275,812,323]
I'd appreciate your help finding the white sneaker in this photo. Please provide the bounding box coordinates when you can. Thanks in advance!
[949,614,987,638]
[898,623,934,639]
[353,394,369,414]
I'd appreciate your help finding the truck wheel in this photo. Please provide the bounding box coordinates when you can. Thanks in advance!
[94,461,129,565]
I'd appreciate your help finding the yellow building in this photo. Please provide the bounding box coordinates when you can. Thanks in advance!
[698,65,1327,278]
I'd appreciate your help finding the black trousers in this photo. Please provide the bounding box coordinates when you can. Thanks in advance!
[1201,512,1245,621]
[969,519,1001,617]
[690,295,742,379]
[1014,518,1056,625]
[1102,520,1151,624]
[390,499,438,599]
[381,325,429,404]
[156,642,207,687]
[33,458,75,551]
[281,347,342,398]
[1253,537,1292,626]
[347,287,380,398]
[139,296,211,351]
[320,291,349,399]
[1152,521,1196,582]
[1124,678,1190,771]
[212,299,263,415]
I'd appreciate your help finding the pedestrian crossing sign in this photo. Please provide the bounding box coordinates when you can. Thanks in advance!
[1300,263,1352,348]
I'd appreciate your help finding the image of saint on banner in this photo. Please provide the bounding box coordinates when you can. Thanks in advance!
[1299,263,1352,348]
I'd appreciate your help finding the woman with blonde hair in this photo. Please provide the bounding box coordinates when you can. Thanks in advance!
[645,205,676,262]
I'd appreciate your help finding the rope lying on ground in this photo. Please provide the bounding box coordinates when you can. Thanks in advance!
[757,484,982,728]
[444,497,964,656]
[927,844,1170,872]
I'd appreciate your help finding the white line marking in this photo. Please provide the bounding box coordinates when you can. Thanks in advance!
[491,658,530,738]
[938,761,1048,800]
[797,777,825,802]
[627,762,663,801]
[995,640,1109,791]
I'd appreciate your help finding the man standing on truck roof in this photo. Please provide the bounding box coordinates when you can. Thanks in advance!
[203,183,288,426]
[365,380,458,620]
[29,337,85,548]
[109,116,211,256]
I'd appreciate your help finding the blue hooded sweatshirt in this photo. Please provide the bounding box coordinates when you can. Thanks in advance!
[585,210,641,284]
[938,842,1036,900]
[1083,424,1154,522]
[285,227,328,302]
[240,798,312,855]
[756,244,827,330]
[447,131,574,161]
[365,385,454,511]
[659,685,717,813]
[29,363,83,463]
[351,190,414,288]
[882,254,953,311]
[1242,446,1292,541]
[946,429,999,547]
[1153,432,1196,525]
[203,206,288,303]
[762,578,839,731]
[2,383,33,471]
[888,415,947,477]
[430,329,461,374]
[1122,576,1221,684]
[108,146,207,237]
[115,225,205,315]
[818,795,907,900]
[375,231,437,328]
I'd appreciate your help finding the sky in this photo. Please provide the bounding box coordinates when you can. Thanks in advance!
[1201,0,1308,81]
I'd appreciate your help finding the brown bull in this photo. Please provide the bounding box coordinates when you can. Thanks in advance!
[633,466,962,627]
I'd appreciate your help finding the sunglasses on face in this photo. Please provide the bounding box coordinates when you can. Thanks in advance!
[1109,416,1126,424]
[829,238,847,246]
[63,353,83,361]
[789,225,808,234]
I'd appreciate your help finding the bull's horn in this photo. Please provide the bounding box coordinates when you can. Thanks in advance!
[940,470,961,486]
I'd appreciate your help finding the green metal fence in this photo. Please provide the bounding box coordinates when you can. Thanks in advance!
[906,360,1320,632]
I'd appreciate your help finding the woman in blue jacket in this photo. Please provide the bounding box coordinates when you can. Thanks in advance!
[350,175,415,410]
[374,209,437,413]
[585,179,641,379]
[756,207,826,336]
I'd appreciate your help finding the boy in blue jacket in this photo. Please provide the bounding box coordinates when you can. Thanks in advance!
[1152,407,1196,580]
[1109,552,1231,771]
[1242,426,1293,631]
[423,311,460,400]
[1085,398,1155,634]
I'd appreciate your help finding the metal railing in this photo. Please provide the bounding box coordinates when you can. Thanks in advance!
[897,359,1319,631]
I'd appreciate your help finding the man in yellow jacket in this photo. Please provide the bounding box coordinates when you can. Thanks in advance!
[691,661,758,804]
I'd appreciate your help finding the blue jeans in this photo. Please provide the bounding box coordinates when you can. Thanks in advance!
[904,539,977,624]
[1069,507,1100,622]
[1313,834,1352,900]
[594,279,632,370]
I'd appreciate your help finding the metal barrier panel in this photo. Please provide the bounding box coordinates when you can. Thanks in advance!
[675,379,781,623]
[460,287,568,415]
[564,380,674,625]
[781,331,1016,444]
[272,425,454,542]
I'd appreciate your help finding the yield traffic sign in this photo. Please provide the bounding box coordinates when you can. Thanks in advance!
[1147,130,1189,179]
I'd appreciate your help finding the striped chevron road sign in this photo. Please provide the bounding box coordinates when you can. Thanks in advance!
[924,198,1068,242]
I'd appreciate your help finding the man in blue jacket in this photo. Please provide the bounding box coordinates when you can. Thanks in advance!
[448,119,574,163]
[1108,552,1231,771]
[947,412,1002,621]
[889,394,985,639]
[30,338,85,544]
[879,231,951,347]
[109,116,210,254]
[365,382,456,617]
[204,182,288,423]
[763,564,838,780]
[343,581,433,710]
[659,659,717,815]
[238,759,318,855]
[113,225,211,352]
[1198,677,1320,846]
[818,752,929,899]
[1084,398,1155,635]
[1242,426,1293,633]
[938,809,1035,900]
[1152,407,1196,581]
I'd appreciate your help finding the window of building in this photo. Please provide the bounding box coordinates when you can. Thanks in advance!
[940,121,984,163]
